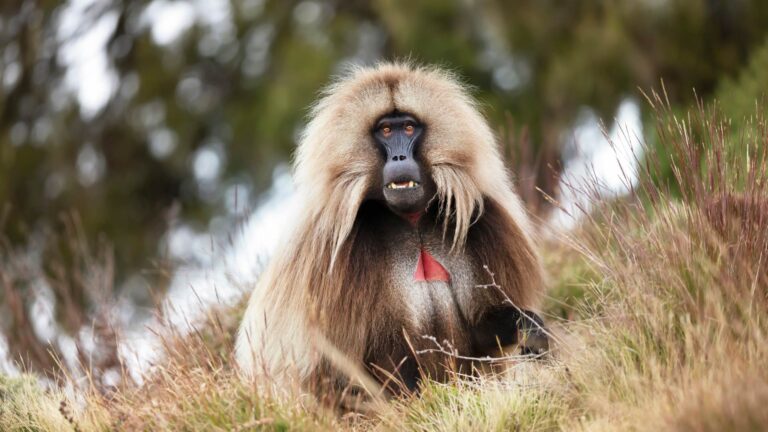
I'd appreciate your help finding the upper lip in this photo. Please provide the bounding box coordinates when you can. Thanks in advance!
[386,180,420,190]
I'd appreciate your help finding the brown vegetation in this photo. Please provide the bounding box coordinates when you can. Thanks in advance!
[2,94,768,430]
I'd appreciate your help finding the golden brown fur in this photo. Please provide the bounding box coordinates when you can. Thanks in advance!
[235,62,544,393]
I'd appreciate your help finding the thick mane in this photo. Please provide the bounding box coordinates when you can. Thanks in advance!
[235,61,543,385]
[431,164,484,250]
[294,61,535,257]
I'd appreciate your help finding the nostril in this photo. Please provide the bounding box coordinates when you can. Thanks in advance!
[399,155,406,161]
[392,156,398,161]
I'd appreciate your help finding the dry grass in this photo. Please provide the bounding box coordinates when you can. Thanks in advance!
[2,94,768,431]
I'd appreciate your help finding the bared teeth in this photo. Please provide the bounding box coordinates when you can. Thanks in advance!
[386,181,420,190]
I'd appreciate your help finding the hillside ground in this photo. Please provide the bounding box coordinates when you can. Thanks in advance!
[2,96,767,431]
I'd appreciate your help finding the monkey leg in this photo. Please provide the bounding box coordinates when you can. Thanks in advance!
[471,306,549,357]
[390,355,421,394]
[365,342,421,396]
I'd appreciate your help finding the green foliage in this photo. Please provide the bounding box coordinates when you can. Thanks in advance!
[541,242,599,320]
[3,0,768,285]
[389,377,567,432]
[0,374,95,431]
[718,38,768,124]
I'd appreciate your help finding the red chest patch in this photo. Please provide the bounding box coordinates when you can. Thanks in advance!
[414,248,450,282]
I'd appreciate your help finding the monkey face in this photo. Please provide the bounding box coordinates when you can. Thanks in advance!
[373,112,432,216]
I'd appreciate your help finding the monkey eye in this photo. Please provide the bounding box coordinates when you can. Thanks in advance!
[380,125,392,136]
[404,123,415,136]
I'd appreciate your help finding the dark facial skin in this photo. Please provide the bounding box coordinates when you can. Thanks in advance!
[373,113,432,216]
[373,112,433,216]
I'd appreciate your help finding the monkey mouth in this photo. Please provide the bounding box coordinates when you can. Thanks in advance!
[386,180,420,190]
[382,178,427,215]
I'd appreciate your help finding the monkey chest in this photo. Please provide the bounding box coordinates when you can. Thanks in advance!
[384,228,477,344]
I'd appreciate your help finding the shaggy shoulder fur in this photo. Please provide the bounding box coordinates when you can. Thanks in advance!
[235,62,543,388]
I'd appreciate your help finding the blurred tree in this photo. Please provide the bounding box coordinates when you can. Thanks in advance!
[718,37,768,124]
[1,0,767,293]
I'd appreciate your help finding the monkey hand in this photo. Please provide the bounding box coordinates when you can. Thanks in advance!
[471,306,550,358]
[517,310,549,356]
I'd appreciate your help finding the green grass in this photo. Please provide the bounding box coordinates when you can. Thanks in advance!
[0,374,108,431]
